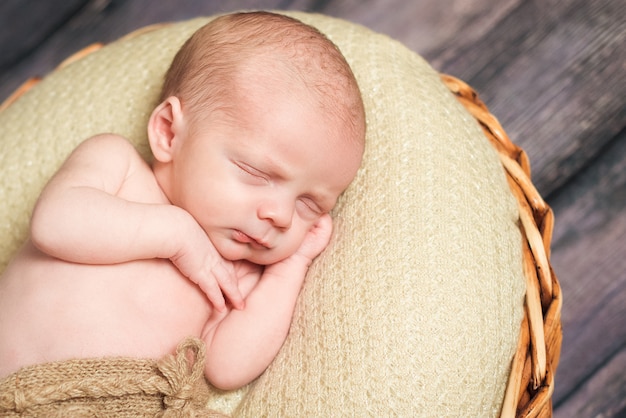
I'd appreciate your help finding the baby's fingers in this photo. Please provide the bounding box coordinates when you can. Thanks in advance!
[196,275,227,312]
[297,214,333,260]
[214,262,245,310]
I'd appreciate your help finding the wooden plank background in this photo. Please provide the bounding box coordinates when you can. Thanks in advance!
[1,0,624,416]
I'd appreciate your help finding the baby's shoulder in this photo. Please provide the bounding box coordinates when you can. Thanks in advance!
[68,133,160,201]
[77,133,138,156]
[75,133,151,177]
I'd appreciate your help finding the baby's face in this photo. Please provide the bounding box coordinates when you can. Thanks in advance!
[168,80,363,265]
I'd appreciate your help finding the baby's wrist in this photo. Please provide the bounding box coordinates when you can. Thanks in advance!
[283,251,317,272]
[158,205,199,259]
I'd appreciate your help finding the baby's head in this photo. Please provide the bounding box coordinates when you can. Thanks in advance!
[149,11,365,264]
[159,11,365,147]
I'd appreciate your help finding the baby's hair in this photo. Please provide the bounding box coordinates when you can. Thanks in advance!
[160,11,365,143]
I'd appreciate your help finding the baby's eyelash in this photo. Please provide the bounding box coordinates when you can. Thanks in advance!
[236,162,267,180]
[300,197,324,214]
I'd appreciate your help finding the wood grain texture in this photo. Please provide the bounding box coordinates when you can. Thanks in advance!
[549,129,626,413]
[0,0,88,70]
[555,346,626,418]
[1,0,624,416]
[428,0,626,197]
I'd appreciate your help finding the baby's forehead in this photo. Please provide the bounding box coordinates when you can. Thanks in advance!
[238,70,361,136]
[225,46,365,147]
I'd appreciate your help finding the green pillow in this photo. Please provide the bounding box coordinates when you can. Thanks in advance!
[0,12,525,417]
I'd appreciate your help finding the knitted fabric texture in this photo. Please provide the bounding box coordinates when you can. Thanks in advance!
[0,337,225,417]
[0,12,526,417]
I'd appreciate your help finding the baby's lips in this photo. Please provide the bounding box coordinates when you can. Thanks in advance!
[232,229,253,244]
[232,229,271,249]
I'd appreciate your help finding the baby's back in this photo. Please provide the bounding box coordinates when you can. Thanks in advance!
[0,240,211,378]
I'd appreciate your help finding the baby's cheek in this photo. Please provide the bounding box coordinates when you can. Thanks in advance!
[272,233,307,263]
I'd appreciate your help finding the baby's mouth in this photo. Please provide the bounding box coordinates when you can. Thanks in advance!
[232,230,271,249]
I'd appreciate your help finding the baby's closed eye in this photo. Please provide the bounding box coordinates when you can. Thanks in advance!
[234,161,269,185]
[296,197,324,219]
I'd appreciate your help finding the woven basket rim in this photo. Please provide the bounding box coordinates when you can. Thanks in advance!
[441,75,562,418]
[0,21,562,418]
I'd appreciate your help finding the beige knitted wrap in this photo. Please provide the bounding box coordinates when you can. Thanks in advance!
[0,12,525,417]
[0,338,226,417]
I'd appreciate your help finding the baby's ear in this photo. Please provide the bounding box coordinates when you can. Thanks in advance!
[148,96,184,163]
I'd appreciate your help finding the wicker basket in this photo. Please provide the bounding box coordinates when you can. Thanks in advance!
[1,28,562,418]
[441,75,562,417]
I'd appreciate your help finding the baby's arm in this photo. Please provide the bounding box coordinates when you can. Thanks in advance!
[29,134,242,310]
[201,214,333,390]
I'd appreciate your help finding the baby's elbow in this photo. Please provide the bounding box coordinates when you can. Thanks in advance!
[29,194,77,259]
[29,207,57,255]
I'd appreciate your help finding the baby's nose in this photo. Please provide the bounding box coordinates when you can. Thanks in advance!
[257,198,293,229]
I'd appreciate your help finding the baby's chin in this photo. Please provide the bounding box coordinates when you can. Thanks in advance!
[218,243,290,266]
[243,251,292,266]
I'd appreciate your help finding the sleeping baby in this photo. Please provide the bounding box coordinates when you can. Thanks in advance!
[0,10,364,394]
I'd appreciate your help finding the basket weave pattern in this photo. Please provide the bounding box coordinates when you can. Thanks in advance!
[1,35,562,418]
[441,75,563,418]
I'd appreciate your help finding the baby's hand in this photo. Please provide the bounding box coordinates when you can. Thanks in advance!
[293,214,334,265]
[262,214,333,283]
[170,218,244,312]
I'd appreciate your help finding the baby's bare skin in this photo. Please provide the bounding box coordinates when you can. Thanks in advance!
[0,241,214,375]
[0,150,240,377]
